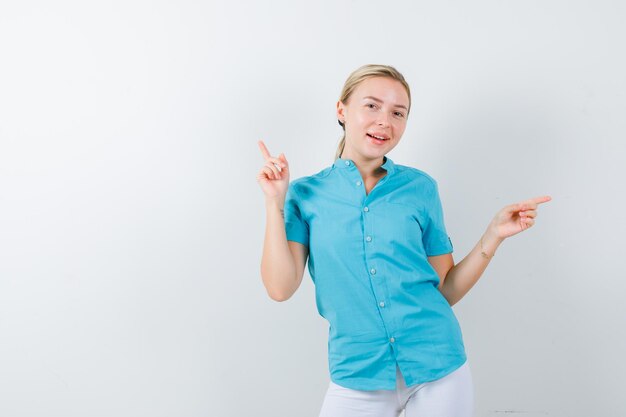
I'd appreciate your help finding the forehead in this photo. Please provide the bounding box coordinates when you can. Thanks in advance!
[352,77,409,106]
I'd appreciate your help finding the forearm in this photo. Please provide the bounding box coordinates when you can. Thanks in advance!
[440,226,504,306]
[260,197,298,301]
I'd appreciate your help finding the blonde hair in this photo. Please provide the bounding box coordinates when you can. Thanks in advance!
[335,64,411,161]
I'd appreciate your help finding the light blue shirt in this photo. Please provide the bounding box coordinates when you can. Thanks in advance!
[284,155,467,391]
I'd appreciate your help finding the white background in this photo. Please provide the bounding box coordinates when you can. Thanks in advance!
[1,1,625,416]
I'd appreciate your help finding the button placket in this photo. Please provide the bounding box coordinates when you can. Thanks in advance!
[363,203,392,338]
[363,203,375,278]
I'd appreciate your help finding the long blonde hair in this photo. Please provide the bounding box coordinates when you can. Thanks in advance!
[335,64,411,161]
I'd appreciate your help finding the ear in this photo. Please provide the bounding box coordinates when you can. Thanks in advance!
[336,100,345,121]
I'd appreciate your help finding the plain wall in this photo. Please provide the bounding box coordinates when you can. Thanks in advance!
[1,1,625,416]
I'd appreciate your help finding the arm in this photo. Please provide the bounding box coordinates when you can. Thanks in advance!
[261,198,309,302]
[429,195,551,307]
[256,140,309,302]
[429,228,503,307]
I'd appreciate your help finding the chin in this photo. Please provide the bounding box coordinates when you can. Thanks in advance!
[362,149,387,159]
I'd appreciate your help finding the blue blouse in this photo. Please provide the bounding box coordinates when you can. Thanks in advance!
[284,155,467,391]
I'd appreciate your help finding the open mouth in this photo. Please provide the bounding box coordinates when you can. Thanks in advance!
[367,133,389,143]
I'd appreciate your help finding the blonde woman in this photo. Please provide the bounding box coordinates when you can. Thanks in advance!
[257,64,550,417]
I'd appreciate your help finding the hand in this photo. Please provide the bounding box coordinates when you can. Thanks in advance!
[257,140,290,200]
[488,195,552,240]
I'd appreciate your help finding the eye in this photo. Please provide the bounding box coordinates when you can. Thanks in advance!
[366,103,377,109]
[394,112,405,118]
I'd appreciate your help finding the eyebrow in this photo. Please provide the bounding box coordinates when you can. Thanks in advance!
[362,96,408,111]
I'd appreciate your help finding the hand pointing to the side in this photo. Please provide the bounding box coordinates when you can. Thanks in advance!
[488,195,552,240]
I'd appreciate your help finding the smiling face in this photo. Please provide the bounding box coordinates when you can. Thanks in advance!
[336,76,410,162]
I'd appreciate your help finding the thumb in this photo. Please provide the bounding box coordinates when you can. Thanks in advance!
[505,202,525,214]
[279,153,288,164]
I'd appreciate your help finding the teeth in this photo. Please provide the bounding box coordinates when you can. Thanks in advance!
[369,134,387,140]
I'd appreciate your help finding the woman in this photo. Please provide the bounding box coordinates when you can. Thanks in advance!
[256,64,551,417]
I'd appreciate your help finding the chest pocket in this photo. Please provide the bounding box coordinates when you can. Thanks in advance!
[375,201,427,255]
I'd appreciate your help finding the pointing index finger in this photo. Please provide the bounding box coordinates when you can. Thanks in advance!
[520,195,552,210]
[257,140,272,160]
[530,195,552,205]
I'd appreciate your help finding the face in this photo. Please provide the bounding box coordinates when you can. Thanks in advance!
[336,76,409,161]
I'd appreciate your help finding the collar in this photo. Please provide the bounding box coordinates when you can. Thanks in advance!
[333,155,396,176]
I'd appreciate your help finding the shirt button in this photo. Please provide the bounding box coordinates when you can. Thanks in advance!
[379,301,385,307]
[370,268,376,275]
[363,207,369,212]
[366,236,372,242]
[390,337,395,343]
[356,180,362,186]
[345,161,350,166]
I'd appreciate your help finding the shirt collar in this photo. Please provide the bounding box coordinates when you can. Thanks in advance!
[333,155,396,176]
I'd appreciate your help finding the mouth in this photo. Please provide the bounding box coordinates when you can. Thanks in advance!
[366,133,390,144]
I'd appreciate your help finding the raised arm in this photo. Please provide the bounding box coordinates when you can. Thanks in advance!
[257,140,308,301]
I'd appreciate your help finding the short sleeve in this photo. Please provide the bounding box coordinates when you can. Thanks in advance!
[284,183,309,247]
[422,180,454,256]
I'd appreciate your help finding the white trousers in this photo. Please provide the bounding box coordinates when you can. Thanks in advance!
[318,360,474,417]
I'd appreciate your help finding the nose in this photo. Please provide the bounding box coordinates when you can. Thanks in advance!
[376,112,390,128]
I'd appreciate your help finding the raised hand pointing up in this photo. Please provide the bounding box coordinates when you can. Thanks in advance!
[257,140,289,201]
